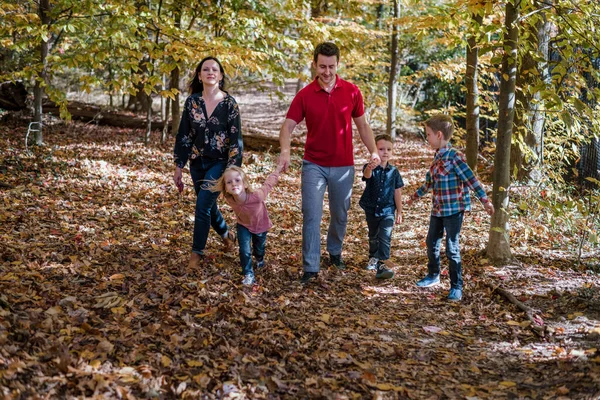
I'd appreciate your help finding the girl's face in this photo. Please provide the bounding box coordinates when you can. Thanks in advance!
[376,139,393,163]
[199,60,222,87]
[224,170,245,196]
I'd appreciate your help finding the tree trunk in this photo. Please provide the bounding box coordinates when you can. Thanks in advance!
[33,0,50,146]
[465,13,483,171]
[170,67,181,135]
[511,6,551,182]
[487,0,519,264]
[145,93,152,144]
[386,0,400,139]
[162,96,170,143]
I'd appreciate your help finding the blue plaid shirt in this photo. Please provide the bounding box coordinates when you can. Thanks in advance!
[359,163,404,217]
[413,144,489,217]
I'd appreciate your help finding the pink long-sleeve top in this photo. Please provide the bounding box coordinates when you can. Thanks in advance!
[224,172,280,234]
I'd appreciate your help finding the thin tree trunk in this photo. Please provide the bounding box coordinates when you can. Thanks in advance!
[511,4,550,182]
[170,67,180,135]
[465,13,483,171]
[487,0,519,264]
[34,0,50,145]
[162,97,170,143]
[386,0,400,139]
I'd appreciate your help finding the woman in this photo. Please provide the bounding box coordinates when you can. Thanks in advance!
[173,56,243,268]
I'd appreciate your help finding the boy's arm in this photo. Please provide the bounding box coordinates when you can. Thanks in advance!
[454,157,494,215]
[408,170,432,205]
[394,187,403,223]
[363,163,374,179]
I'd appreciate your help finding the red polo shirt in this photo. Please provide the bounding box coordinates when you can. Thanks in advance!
[286,75,365,167]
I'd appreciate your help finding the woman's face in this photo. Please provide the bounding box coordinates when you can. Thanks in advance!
[199,60,222,87]
[224,170,245,196]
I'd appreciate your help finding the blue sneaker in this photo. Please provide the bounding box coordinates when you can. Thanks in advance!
[255,258,265,270]
[416,274,440,288]
[241,274,255,286]
[447,288,463,301]
[365,257,379,271]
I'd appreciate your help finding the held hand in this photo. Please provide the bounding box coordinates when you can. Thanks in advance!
[369,152,381,168]
[278,153,291,173]
[395,211,403,224]
[174,167,184,193]
[484,202,495,216]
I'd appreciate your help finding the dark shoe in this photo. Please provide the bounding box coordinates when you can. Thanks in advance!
[255,259,265,270]
[242,274,255,286]
[365,257,378,271]
[329,254,346,270]
[447,288,463,301]
[416,274,440,288]
[300,272,318,284]
[375,262,394,280]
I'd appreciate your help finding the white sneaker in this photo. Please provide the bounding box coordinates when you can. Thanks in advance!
[241,274,255,286]
[366,257,379,271]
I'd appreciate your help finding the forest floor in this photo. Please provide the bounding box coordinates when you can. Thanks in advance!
[1,84,600,399]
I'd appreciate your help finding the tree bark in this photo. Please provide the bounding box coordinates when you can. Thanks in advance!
[386,0,400,139]
[487,0,519,264]
[511,5,551,182]
[465,13,483,171]
[33,0,51,146]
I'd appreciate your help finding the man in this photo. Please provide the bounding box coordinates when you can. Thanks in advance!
[278,42,380,284]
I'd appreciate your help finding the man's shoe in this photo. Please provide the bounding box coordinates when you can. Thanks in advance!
[242,274,255,286]
[300,272,318,284]
[375,262,394,280]
[447,288,463,302]
[329,254,346,270]
[365,257,378,271]
[416,274,440,288]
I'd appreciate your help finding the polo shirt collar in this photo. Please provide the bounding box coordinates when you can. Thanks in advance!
[312,75,341,92]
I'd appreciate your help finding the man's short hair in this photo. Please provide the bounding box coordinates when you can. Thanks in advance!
[313,42,340,63]
[375,134,394,144]
[425,114,454,140]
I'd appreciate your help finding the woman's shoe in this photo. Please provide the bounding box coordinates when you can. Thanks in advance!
[188,252,203,269]
[222,230,236,252]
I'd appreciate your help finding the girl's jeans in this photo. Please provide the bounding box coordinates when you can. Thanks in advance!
[365,213,395,261]
[426,212,464,289]
[301,161,354,273]
[237,224,267,276]
[189,158,228,255]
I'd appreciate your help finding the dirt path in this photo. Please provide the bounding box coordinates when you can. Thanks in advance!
[0,90,599,398]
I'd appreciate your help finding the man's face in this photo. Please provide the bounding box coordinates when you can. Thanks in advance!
[313,54,338,86]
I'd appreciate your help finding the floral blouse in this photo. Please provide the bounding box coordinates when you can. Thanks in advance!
[173,92,243,168]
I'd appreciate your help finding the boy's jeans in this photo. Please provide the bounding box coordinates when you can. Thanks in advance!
[189,158,229,255]
[365,213,395,261]
[301,161,354,273]
[237,224,267,276]
[426,212,464,289]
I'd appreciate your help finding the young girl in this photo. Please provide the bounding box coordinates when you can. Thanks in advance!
[207,162,284,286]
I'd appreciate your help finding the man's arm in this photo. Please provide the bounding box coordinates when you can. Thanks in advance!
[353,115,380,166]
[278,118,297,172]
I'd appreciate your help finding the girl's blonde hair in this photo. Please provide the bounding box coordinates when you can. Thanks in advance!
[204,165,253,200]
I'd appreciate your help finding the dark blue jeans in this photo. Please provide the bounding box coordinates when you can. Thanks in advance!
[426,212,464,290]
[365,213,395,261]
[189,158,228,255]
[237,224,267,276]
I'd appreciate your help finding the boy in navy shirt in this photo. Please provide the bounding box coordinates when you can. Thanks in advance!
[359,134,404,280]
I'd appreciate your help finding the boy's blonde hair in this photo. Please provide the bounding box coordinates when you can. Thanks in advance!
[425,114,454,141]
[204,166,253,200]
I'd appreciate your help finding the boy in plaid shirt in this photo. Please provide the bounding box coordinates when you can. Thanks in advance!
[408,115,494,301]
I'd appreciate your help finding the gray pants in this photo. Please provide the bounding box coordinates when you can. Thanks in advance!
[301,160,355,272]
